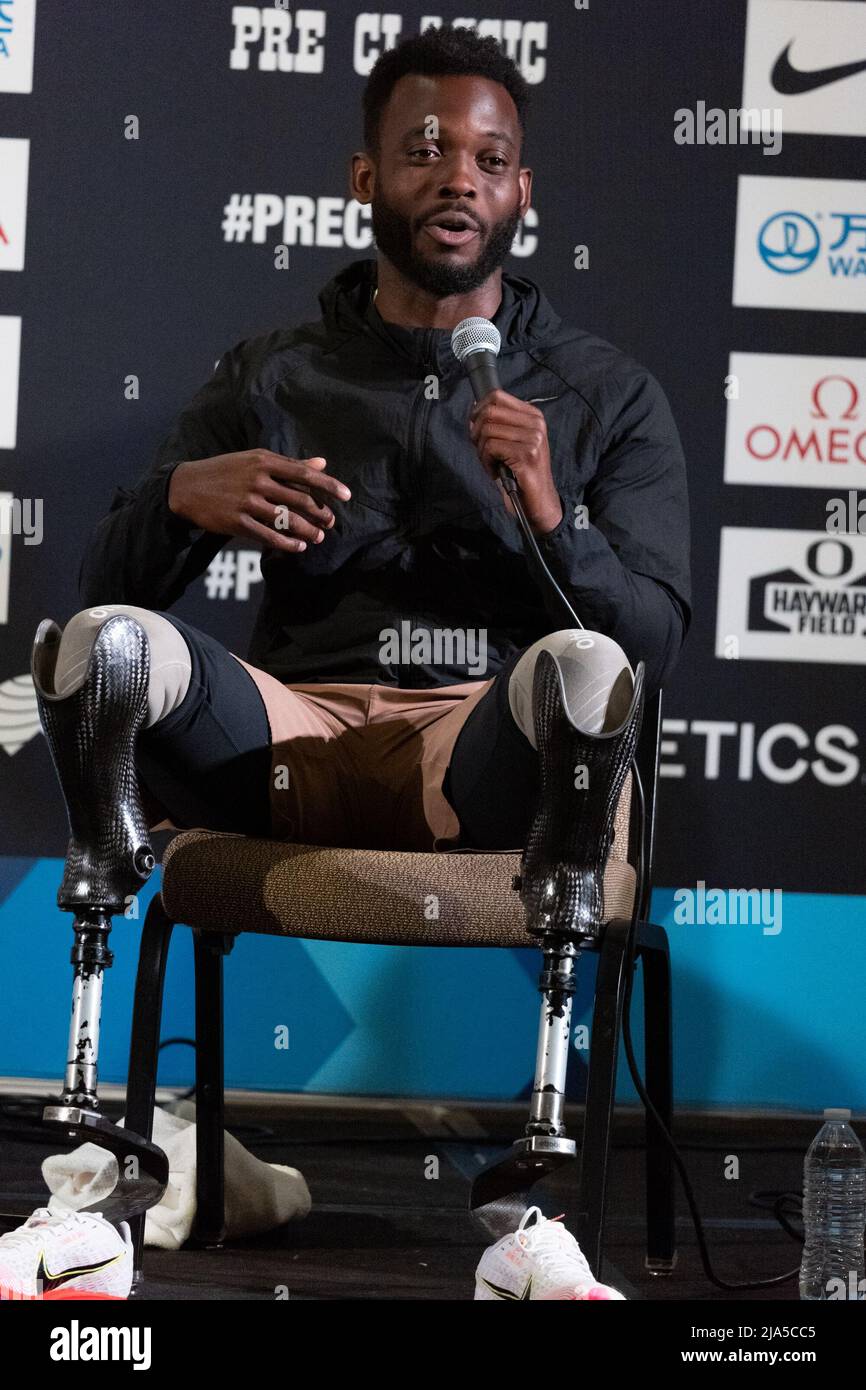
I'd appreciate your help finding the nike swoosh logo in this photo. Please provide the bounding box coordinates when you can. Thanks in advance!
[36,1248,122,1293]
[771,42,866,94]
[478,1273,533,1299]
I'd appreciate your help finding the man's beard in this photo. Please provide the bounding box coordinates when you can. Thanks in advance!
[370,190,523,297]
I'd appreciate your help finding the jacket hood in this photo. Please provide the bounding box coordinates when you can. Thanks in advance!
[317,256,562,371]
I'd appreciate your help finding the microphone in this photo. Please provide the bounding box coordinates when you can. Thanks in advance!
[450,316,518,493]
[450,316,502,402]
[451,316,585,632]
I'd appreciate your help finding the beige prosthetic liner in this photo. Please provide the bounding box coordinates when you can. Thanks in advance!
[507,629,635,745]
[53,604,193,726]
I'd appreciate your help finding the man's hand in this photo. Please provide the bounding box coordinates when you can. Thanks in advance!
[167,449,352,552]
[468,389,563,535]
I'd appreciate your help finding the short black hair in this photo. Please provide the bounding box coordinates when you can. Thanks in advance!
[362,25,530,159]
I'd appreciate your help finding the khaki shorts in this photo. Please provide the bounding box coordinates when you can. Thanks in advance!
[162,655,493,852]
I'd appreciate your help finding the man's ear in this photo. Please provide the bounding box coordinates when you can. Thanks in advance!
[350,151,374,205]
[518,166,533,220]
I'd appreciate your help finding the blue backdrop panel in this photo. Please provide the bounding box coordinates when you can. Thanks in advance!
[1,863,864,1109]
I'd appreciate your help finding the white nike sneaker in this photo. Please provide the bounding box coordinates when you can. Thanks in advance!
[474,1206,627,1300]
[0,1207,133,1300]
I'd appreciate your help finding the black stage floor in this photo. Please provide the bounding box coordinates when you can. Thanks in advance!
[0,1094,809,1301]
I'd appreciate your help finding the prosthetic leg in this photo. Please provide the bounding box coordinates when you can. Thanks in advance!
[471,646,645,1210]
[31,612,169,1222]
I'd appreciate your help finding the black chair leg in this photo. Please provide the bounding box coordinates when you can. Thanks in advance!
[125,893,175,1284]
[638,921,677,1271]
[576,916,632,1275]
[190,931,233,1247]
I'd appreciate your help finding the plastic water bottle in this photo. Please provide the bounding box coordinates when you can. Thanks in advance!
[799,1108,866,1301]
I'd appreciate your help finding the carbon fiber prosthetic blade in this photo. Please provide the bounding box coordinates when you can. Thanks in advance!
[32,612,156,913]
[518,648,645,939]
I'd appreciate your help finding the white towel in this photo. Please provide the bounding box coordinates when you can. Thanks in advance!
[41,1102,311,1250]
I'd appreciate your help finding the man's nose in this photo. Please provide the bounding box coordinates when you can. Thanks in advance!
[435,151,479,198]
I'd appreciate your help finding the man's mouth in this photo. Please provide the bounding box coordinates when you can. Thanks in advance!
[422,213,480,247]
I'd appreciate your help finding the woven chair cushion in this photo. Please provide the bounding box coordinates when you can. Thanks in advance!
[159,777,636,948]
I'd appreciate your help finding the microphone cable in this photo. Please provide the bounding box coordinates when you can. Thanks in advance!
[497,465,584,632]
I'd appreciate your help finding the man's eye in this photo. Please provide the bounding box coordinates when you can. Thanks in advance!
[408,148,506,167]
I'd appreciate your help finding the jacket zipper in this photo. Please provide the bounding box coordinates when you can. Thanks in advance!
[405,328,437,529]
[400,330,437,683]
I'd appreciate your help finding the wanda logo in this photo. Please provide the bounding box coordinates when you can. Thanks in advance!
[746,375,866,465]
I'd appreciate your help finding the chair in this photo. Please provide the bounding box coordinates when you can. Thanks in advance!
[122,690,675,1288]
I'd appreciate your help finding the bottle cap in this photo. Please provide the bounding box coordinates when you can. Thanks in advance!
[823,1107,851,1120]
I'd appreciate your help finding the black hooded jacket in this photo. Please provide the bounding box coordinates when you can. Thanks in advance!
[79,257,691,694]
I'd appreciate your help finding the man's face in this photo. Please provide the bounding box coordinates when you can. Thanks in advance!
[363,74,531,297]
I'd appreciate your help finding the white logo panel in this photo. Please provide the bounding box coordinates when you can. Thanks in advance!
[725,352,866,488]
[0,0,37,93]
[733,176,866,313]
[0,490,10,624]
[743,0,866,137]
[717,527,866,665]
[0,138,30,271]
[0,315,21,449]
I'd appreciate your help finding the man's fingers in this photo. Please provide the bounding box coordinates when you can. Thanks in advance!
[247,496,325,545]
[470,394,538,425]
[473,423,530,449]
[238,512,307,553]
[261,453,352,501]
[260,482,335,528]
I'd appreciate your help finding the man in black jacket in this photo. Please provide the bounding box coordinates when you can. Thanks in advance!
[35,26,690,858]
[26,29,691,1268]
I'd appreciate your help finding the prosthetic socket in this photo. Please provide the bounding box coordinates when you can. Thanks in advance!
[518,647,646,939]
[32,612,156,915]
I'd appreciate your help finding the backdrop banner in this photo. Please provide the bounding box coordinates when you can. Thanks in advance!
[1,0,865,1103]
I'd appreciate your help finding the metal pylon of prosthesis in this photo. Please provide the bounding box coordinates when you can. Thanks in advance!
[469,931,582,1212]
[32,612,169,1224]
[40,906,169,1227]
